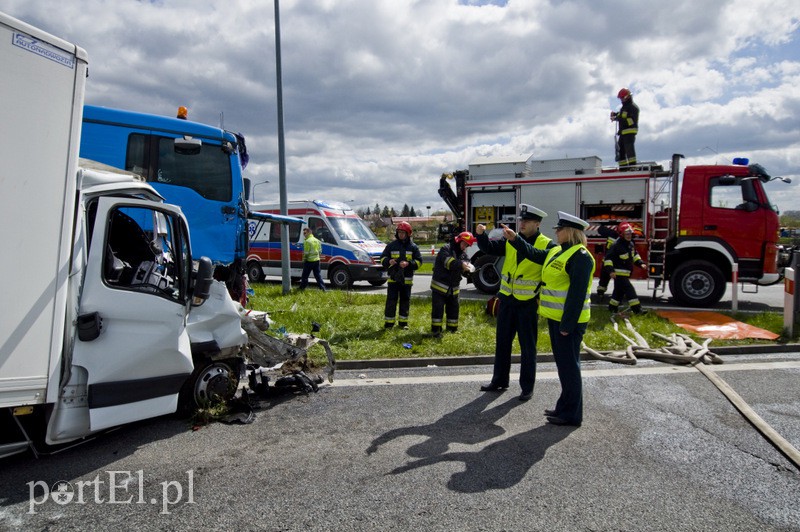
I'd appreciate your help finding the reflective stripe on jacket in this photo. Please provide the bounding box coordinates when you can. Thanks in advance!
[498,233,551,300]
[539,244,596,323]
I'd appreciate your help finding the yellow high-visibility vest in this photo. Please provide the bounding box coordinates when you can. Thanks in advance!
[539,244,595,322]
[498,233,551,300]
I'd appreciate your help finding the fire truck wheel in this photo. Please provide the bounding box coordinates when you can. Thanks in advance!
[329,264,353,289]
[246,260,264,283]
[473,255,501,294]
[669,259,726,307]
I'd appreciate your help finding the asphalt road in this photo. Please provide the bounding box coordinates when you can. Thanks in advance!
[269,273,788,313]
[1,352,798,531]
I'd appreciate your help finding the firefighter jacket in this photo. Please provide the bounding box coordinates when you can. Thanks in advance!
[302,233,322,262]
[430,242,467,296]
[539,243,595,332]
[603,237,643,277]
[615,98,639,136]
[477,230,553,301]
[380,238,423,285]
[597,224,619,249]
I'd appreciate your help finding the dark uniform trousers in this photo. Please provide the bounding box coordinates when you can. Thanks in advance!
[385,281,412,327]
[431,290,459,332]
[491,294,538,394]
[609,276,639,310]
[548,319,587,425]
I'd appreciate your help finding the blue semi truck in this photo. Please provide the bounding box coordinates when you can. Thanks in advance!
[80,105,299,301]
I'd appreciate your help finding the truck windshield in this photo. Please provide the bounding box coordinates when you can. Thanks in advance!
[125,134,233,202]
[328,217,379,241]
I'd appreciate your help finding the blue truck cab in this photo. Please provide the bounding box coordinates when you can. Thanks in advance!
[80,105,250,298]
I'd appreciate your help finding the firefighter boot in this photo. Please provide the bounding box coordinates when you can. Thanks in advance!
[632,305,648,315]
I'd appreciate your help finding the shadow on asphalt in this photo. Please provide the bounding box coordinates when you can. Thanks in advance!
[367,393,575,493]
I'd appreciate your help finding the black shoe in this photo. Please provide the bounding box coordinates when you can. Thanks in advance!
[519,392,533,402]
[546,415,581,427]
[543,408,557,416]
[480,382,508,392]
[633,307,648,315]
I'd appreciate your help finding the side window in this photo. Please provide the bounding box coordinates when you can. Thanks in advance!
[268,221,301,242]
[709,177,757,210]
[125,133,149,177]
[103,206,184,302]
[309,217,336,244]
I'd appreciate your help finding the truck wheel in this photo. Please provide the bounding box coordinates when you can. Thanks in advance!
[329,265,352,289]
[473,255,501,294]
[369,279,387,286]
[179,361,239,411]
[669,260,726,307]
[246,260,264,283]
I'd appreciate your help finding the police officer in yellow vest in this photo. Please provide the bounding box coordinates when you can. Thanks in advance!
[476,204,556,401]
[538,211,595,426]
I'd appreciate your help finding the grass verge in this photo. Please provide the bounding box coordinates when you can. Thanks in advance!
[247,283,791,364]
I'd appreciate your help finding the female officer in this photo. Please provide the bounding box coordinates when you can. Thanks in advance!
[538,212,595,427]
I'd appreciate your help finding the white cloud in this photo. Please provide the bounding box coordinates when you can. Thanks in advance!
[2,0,798,212]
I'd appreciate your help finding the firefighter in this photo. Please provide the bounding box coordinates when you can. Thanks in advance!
[476,204,556,401]
[430,231,476,337]
[611,88,639,167]
[594,222,620,303]
[604,222,648,314]
[380,221,423,329]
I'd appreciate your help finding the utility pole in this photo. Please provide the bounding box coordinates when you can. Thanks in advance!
[274,0,290,294]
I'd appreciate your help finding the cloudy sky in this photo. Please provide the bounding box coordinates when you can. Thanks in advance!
[4,0,799,214]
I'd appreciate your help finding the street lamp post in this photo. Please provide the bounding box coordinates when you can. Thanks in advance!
[427,205,431,218]
[251,180,270,202]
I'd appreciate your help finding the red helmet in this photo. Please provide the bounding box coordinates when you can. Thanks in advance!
[617,88,631,100]
[618,222,633,233]
[396,221,413,236]
[455,231,476,246]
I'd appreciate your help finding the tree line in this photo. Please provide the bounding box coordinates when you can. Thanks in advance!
[357,203,420,218]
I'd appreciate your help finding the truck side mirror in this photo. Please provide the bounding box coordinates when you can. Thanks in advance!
[192,257,214,304]
[174,136,202,155]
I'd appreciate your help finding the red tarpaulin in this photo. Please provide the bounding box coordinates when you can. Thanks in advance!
[655,310,779,340]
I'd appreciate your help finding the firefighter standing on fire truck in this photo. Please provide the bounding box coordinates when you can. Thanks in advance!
[430,231,476,337]
[604,223,648,314]
[381,221,423,329]
[611,88,639,167]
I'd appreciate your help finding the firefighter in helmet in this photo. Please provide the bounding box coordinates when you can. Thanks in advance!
[604,222,648,314]
[380,221,423,329]
[611,88,639,167]
[430,231,476,337]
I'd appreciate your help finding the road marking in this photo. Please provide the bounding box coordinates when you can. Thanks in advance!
[329,360,800,387]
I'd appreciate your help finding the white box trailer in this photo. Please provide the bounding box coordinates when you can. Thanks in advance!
[0,12,88,410]
[0,12,245,459]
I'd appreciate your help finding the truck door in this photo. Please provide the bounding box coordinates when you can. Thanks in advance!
[702,175,765,263]
[72,197,194,431]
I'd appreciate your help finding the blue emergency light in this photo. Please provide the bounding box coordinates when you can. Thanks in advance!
[732,157,749,165]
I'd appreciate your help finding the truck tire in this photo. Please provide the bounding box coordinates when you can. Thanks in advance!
[473,255,501,294]
[246,260,264,283]
[179,361,239,411]
[329,264,352,289]
[669,259,726,307]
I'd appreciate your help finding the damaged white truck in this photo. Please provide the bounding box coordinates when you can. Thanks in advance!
[0,12,260,458]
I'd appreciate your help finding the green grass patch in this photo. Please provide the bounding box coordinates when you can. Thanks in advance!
[247,283,790,363]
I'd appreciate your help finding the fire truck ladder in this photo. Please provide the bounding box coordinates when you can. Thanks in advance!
[647,156,680,299]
